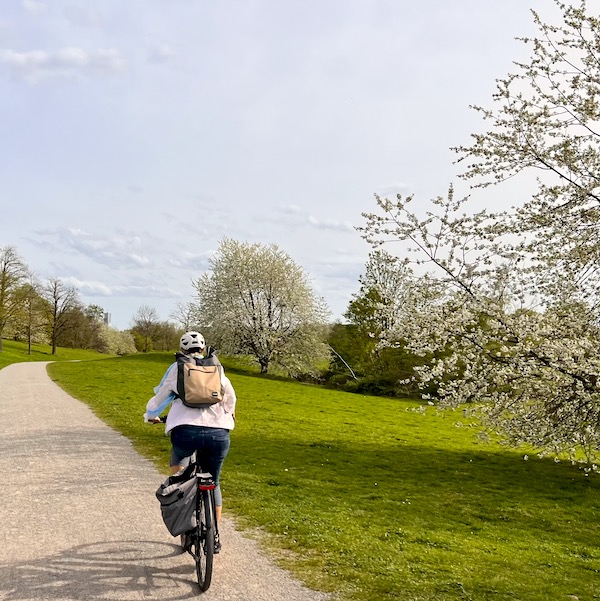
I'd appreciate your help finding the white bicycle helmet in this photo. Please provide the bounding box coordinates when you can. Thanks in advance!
[180,331,206,352]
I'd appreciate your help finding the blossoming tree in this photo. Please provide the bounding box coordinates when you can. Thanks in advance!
[192,238,330,375]
[360,2,600,470]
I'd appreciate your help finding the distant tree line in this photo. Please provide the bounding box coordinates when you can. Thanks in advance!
[0,246,136,355]
[0,246,197,356]
[0,239,456,396]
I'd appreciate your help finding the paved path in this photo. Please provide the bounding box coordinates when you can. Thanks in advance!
[0,362,331,601]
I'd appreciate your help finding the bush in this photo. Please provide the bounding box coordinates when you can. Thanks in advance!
[97,325,137,355]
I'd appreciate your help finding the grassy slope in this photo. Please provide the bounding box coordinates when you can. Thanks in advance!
[46,353,600,601]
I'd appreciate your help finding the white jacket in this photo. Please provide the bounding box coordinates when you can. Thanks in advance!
[144,361,236,433]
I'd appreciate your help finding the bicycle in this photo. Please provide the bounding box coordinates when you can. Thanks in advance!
[152,417,220,592]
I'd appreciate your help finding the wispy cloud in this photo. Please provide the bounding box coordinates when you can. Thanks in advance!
[62,276,180,299]
[168,251,213,271]
[268,205,356,233]
[0,47,128,83]
[32,227,151,269]
[61,277,113,296]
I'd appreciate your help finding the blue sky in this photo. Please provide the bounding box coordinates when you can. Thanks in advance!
[0,0,553,329]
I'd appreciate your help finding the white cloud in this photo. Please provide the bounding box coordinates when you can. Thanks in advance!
[33,227,152,269]
[61,276,181,299]
[0,49,46,68]
[0,47,128,83]
[168,251,213,270]
[22,0,46,15]
[61,277,113,296]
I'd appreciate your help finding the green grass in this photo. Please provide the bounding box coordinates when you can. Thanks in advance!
[47,353,600,601]
[0,338,114,370]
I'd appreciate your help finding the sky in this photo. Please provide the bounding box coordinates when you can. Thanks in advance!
[0,0,557,330]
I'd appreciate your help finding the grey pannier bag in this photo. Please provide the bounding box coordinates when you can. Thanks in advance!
[155,467,197,536]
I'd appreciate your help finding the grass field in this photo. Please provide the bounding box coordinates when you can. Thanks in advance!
[0,339,114,370]
[37,352,600,600]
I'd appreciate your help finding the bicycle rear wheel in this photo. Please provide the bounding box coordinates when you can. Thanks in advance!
[192,489,214,592]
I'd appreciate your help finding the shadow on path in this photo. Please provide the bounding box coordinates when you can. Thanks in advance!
[0,540,201,601]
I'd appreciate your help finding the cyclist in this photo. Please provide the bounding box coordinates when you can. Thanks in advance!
[144,331,236,552]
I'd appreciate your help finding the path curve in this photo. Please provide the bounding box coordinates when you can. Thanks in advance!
[0,362,332,601]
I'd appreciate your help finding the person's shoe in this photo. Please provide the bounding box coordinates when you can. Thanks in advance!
[214,531,222,554]
[180,530,193,552]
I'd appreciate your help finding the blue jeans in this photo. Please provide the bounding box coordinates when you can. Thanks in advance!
[170,425,230,506]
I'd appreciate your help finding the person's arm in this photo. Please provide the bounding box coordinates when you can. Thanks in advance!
[221,373,236,418]
[144,363,177,422]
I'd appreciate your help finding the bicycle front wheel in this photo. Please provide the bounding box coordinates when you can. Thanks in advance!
[193,489,214,592]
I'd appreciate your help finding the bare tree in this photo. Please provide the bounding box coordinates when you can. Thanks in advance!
[42,278,81,355]
[170,301,200,332]
[153,320,180,351]
[131,305,160,352]
[0,246,29,352]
